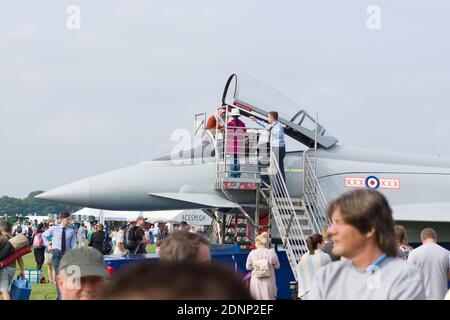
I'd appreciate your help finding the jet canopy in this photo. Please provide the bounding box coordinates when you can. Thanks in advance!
[222,74,338,149]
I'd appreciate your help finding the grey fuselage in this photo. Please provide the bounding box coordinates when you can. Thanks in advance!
[37,145,450,242]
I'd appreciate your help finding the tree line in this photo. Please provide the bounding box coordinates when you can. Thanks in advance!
[0,191,81,216]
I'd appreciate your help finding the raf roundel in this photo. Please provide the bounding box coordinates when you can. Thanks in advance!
[365,176,380,189]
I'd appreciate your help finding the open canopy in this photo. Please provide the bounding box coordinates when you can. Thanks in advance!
[222,73,339,149]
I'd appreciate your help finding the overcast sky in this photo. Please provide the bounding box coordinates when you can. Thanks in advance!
[1,0,449,198]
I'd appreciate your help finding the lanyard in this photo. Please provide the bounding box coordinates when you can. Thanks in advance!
[367,254,387,273]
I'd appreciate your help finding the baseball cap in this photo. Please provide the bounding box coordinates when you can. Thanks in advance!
[58,247,108,279]
[136,216,147,221]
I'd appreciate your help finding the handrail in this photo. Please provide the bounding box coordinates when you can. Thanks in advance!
[215,126,270,183]
[269,151,309,281]
[302,149,331,234]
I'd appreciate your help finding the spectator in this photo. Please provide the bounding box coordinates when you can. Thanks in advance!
[250,111,286,181]
[297,234,332,299]
[226,108,246,178]
[125,216,147,254]
[77,223,87,248]
[88,223,108,254]
[57,247,109,300]
[151,222,161,242]
[308,189,426,300]
[147,224,155,245]
[162,224,170,239]
[160,231,211,264]
[26,222,34,246]
[179,221,189,232]
[155,238,161,254]
[87,224,95,241]
[0,222,25,300]
[246,232,280,300]
[407,228,450,300]
[42,212,77,299]
[205,105,226,135]
[113,223,127,256]
[109,227,119,248]
[395,225,413,260]
[321,227,340,262]
[102,261,252,300]
[44,240,55,284]
[12,221,22,236]
[43,221,55,284]
[32,223,46,270]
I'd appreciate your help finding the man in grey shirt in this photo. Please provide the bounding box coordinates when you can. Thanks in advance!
[408,228,450,300]
[307,189,426,300]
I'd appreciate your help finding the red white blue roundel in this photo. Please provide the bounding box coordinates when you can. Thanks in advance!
[365,176,380,189]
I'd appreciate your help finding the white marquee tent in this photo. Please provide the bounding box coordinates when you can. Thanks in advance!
[71,208,213,226]
[142,209,213,226]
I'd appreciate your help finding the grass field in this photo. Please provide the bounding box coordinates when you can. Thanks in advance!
[5,244,157,300]
[14,252,57,300]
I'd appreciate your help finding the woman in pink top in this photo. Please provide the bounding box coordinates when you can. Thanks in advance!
[226,108,246,178]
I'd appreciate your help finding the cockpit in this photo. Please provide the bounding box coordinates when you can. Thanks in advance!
[154,74,338,161]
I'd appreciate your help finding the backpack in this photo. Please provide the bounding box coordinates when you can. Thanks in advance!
[126,226,139,251]
[27,227,33,238]
[33,233,44,249]
[102,231,112,255]
[253,252,271,278]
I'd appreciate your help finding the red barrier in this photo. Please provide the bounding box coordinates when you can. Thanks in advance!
[0,247,32,268]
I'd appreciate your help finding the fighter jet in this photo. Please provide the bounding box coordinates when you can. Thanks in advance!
[37,74,450,241]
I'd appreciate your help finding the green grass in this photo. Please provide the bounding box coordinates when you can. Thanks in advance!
[13,252,57,300]
[7,244,157,300]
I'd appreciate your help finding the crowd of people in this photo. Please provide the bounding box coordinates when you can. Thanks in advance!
[0,213,210,300]
[1,188,450,300]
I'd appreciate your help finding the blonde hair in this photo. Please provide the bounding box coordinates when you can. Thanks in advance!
[255,232,269,248]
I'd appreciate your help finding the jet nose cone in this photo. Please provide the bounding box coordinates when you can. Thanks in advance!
[35,178,91,206]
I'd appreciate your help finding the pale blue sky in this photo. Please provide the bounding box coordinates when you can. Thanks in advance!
[1,0,449,197]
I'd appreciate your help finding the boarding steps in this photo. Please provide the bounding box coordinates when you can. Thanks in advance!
[267,153,310,281]
[208,110,330,278]
[262,149,331,281]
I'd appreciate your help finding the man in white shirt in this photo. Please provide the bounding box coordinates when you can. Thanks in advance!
[308,189,426,300]
[250,111,286,181]
[408,228,450,300]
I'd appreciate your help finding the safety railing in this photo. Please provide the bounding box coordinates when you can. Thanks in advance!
[269,151,309,281]
[215,126,270,184]
[302,149,331,234]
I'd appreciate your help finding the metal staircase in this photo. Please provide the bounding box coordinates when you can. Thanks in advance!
[268,151,310,281]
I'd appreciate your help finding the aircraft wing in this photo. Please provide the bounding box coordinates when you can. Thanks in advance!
[148,192,240,209]
[392,203,450,223]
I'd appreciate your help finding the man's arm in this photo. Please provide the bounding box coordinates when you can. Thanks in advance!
[250,116,271,130]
